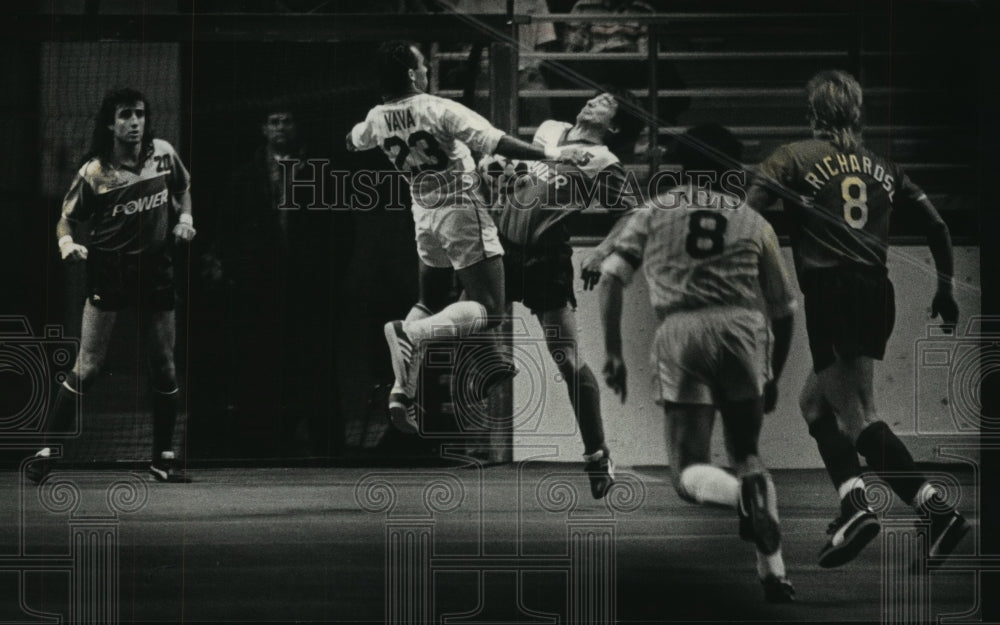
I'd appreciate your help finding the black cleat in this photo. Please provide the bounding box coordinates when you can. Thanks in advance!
[920,498,970,569]
[761,574,795,603]
[818,489,881,568]
[149,452,191,483]
[584,455,615,499]
[25,448,54,484]
[739,473,781,556]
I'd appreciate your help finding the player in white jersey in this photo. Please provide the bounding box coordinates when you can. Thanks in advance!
[598,125,797,602]
[347,41,583,433]
[477,88,644,498]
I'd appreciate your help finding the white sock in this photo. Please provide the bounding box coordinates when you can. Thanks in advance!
[679,463,740,508]
[403,301,488,344]
[392,304,433,395]
[913,481,939,510]
[838,476,866,501]
[756,549,787,579]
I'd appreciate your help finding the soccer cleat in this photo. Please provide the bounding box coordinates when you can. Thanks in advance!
[25,448,54,484]
[383,321,419,398]
[149,451,191,483]
[921,499,970,567]
[388,392,419,434]
[584,454,615,499]
[760,574,795,603]
[818,489,881,568]
[738,473,781,556]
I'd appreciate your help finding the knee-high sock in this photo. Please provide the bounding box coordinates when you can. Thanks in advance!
[392,304,433,395]
[152,387,180,459]
[43,381,81,444]
[808,410,864,492]
[855,421,924,505]
[567,364,606,456]
[403,301,488,343]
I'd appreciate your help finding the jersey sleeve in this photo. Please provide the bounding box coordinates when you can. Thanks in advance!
[748,145,796,210]
[349,110,380,151]
[61,166,97,223]
[600,208,649,285]
[895,166,928,205]
[440,99,505,155]
[163,141,191,195]
[757,220,798,319]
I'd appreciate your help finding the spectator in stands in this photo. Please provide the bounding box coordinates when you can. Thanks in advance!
[209,106,344,457]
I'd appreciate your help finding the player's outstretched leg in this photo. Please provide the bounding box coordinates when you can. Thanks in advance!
[801,372,880,567]
[539,307,613,498]
[28,301,116,484]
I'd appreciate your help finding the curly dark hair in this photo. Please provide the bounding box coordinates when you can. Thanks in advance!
[87,88,154,167]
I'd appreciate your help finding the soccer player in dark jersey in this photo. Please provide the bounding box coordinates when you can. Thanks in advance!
[27,88,195,483]
[348,41,584,434]
[599,125,797,602]
[479,88,643,498]
[747,70,968,567]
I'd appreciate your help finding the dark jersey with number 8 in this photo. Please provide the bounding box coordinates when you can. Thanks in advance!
[753,138,927,274]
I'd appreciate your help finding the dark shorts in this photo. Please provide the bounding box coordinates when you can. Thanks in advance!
[86,248,176,311]
[800,267,895,373]
[501,237,577,316]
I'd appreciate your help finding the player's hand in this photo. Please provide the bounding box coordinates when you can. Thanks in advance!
[931,289,959,330]
[173,222,197,243]
[602,354,627,403]
[59,239,88,262]
[555,146,590,166]
[763,380,778,414]
[579,250,602,290]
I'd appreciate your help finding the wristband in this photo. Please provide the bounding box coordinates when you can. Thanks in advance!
[58,235,74,249]
[544,146,559,160]
[179,213,194,226]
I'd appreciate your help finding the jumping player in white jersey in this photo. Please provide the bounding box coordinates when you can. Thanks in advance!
[479,88,643,498]
[599,125,797,602]
[347,41,583,433]
[27,88,196,484]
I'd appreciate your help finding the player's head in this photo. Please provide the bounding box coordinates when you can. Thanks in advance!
[91,87,154,164]
[375,41,428,97]
[261,109,299,152]
[805,70,863,148]
[576,86,645,151]
[676,123,743,183]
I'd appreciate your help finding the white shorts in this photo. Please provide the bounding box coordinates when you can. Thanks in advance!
[412,203,504,270]
[652,307,772,406]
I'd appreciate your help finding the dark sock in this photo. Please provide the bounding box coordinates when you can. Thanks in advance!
[568,364,607,457]
[855,421,924,505]
[808,410,863,490]
[45,383,79,438]
[152,388,179,460]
